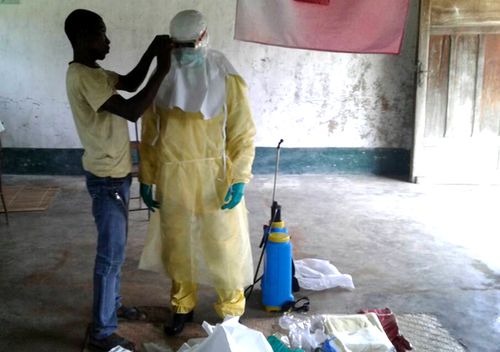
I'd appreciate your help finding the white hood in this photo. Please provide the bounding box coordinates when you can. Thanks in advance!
[155,49,241,119]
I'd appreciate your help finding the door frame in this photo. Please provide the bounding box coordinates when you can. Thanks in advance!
[411,0,431,183]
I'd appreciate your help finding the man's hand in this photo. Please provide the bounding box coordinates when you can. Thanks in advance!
[140,183,160,212]
[221,183,245,210]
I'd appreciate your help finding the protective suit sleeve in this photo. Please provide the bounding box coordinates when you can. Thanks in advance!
[138,106,160,185]
[225,75,256,184]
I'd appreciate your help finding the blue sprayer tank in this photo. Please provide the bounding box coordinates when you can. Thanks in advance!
[261,205,294,311]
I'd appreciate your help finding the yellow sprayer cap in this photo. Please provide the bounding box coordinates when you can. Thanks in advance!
[268,232,290,243]
[271,221,285,228]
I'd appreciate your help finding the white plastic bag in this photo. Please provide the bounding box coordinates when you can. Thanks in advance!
[294,258,355,291]
[177,317,273,352]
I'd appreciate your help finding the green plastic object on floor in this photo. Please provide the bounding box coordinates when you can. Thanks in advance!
[267,336,305,352]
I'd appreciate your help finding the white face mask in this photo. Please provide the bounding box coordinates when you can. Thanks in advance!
[174,47,206,67]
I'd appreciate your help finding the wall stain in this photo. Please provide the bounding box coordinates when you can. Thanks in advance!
[328,120,338,133]
[294,61,304,103]
[320,71,330,114]
[324,54,416,147]
[332,58,374,135]
[380,95,391,112]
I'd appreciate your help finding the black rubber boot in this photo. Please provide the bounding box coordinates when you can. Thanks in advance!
[164,310,194,336]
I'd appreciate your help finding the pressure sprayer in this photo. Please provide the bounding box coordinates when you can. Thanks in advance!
[245,140,306,312]
[261,139,295,311]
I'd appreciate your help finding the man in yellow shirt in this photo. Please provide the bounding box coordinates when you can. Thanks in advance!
[64,9,171,352]
[138,10,256,336]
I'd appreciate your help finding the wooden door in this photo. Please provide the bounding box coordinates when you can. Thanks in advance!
[412,0,500,184]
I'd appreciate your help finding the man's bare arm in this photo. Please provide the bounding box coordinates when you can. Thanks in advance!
[100,36,171,122]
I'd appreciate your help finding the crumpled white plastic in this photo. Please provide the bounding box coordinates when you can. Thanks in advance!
[109,346,133,352]
[177,316,273,352]
[294,258,355,291]
[278,313,327,351]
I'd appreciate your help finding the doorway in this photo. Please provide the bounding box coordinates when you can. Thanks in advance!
[412,0,500,184]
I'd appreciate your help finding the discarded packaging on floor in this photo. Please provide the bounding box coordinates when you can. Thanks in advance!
[177,316,273,351]
[323,314,395,352]
[294,258,354,291]
[279,313,329,351]
[109,346,134,352]
[279,312,396,352]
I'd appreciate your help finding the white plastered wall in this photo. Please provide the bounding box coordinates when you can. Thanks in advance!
[0,0,418,149]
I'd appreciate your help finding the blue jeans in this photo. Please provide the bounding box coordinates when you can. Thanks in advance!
[85,171,131,339]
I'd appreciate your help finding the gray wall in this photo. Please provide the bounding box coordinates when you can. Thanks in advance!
[0,0,418,149]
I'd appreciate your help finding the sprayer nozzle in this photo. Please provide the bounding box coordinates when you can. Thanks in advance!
[271,201,282,223]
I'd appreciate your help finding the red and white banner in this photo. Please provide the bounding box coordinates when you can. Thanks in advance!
[235,0,410,54]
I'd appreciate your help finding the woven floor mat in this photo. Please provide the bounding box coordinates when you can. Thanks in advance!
[0,185,59,212]
[398,313,467,352]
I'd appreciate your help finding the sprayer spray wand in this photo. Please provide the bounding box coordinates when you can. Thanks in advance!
[271,139,284,205]
[245,139,284,299]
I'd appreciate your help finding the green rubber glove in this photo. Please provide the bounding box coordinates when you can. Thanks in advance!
[140,183,160,212]
[221,182,245,210]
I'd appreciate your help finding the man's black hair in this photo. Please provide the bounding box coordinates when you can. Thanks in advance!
[64,9,103,47]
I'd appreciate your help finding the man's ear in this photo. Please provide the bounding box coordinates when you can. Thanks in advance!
[73,29,90,49]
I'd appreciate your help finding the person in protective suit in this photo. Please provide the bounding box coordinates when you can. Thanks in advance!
[138,9,256,336]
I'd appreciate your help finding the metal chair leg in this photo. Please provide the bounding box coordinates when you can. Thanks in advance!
[0,193,7,225]
[0,137,8,225]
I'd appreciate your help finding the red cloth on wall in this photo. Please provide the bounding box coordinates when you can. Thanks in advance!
[235,0,410,54]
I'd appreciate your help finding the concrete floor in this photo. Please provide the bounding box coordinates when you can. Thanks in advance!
[0,174,499,351]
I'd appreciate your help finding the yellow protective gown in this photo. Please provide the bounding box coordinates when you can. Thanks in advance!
[138,75,255,291]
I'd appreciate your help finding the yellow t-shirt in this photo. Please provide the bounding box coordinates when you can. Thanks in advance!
[66,63,132,178]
